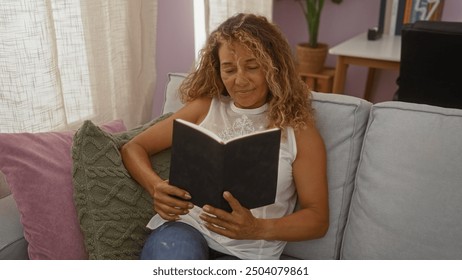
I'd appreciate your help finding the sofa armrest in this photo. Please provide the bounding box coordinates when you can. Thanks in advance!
[0,194,29,260]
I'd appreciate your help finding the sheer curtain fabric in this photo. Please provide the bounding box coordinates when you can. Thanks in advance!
[194,0,273,59]
[0,0,157,132]
[205,0,273,34]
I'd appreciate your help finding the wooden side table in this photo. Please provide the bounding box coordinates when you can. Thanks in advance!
[329,32,401,101]
[299,67,335,93]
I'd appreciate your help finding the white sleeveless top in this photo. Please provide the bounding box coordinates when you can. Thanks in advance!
[147,96,298,259]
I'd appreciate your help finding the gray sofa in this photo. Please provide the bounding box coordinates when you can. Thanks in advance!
[2,72,462,259]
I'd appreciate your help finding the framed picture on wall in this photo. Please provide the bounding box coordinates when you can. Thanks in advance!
[378,0,445,36]
[404,0,445,23]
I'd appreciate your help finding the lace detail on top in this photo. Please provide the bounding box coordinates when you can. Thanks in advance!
[200,96,269,140]
[218,115,255,141]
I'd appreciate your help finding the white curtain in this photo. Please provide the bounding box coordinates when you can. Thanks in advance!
[0,0,157,133]
[194,0,273,59]
[205,0,273,34]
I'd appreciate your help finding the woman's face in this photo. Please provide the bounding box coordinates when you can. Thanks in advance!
[218,41,269,109]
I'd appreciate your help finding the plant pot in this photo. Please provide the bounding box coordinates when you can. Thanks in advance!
[296,43,329,74]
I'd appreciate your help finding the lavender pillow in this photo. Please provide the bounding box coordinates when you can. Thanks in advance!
[0,120,126,259]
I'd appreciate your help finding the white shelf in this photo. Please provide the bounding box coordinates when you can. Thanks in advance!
[329,32,401,62]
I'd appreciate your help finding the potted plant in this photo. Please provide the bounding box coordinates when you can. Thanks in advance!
[296,0,343,73]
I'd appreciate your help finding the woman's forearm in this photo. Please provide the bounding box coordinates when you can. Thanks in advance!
[257,208,329,242]
[120,142,163,197]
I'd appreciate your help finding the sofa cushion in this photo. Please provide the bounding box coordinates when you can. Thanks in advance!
[72,113,172,259]
[0,195,29,260]
[0,170,11,199]
[0,171,28,260]
[282,92,371,260]
[0,120,126,259]
[162,72,186,114]
[341,102,462,259]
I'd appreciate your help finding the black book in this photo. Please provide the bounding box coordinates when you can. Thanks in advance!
[169,119,281,212]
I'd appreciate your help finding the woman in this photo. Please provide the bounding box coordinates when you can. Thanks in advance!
[121,13,328,260]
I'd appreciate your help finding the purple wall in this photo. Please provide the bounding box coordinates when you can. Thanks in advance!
[152,0,195,117]
[152,0,462,117]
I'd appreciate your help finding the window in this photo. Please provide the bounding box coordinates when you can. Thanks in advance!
[0,1,158,133]
[192,0,273,61]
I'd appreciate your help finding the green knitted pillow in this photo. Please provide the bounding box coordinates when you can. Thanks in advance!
[72,113,172,260]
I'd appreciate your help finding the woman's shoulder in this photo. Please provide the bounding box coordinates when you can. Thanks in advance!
[191,96,214,107]
[173,96,213,124]
[293,123,325,158]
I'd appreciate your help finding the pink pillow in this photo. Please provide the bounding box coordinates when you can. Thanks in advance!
[0,120,126,259]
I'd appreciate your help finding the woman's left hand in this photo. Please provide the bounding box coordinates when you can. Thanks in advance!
[199,191,262,240]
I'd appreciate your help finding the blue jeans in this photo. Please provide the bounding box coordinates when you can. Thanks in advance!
[140,222,239,260]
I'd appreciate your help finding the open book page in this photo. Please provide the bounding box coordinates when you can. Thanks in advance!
[174,118,280,144]
[174,118,223,143]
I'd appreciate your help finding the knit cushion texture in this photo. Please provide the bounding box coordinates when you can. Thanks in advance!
[72,113,172,259]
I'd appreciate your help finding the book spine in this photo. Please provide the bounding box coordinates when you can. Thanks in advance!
[410,0,418,23]
[428,0,444,21]
[388,0,399,35]
[383,0,393,35]
[394,0,406,35]
[403,0,413,23]
[378,0,387,33]
[412,0,428,22]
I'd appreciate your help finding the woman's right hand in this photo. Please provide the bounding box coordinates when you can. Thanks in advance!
[152,180,194,221]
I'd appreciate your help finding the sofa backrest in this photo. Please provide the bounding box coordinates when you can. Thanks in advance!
[161,72,373,259]
[0,171,29,260]
[341,101,462,259]
[162,73,187,114]
[283,92,371,259]
[0,170,11,199]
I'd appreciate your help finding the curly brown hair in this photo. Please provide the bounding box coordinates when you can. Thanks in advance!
[179,13,314,130]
